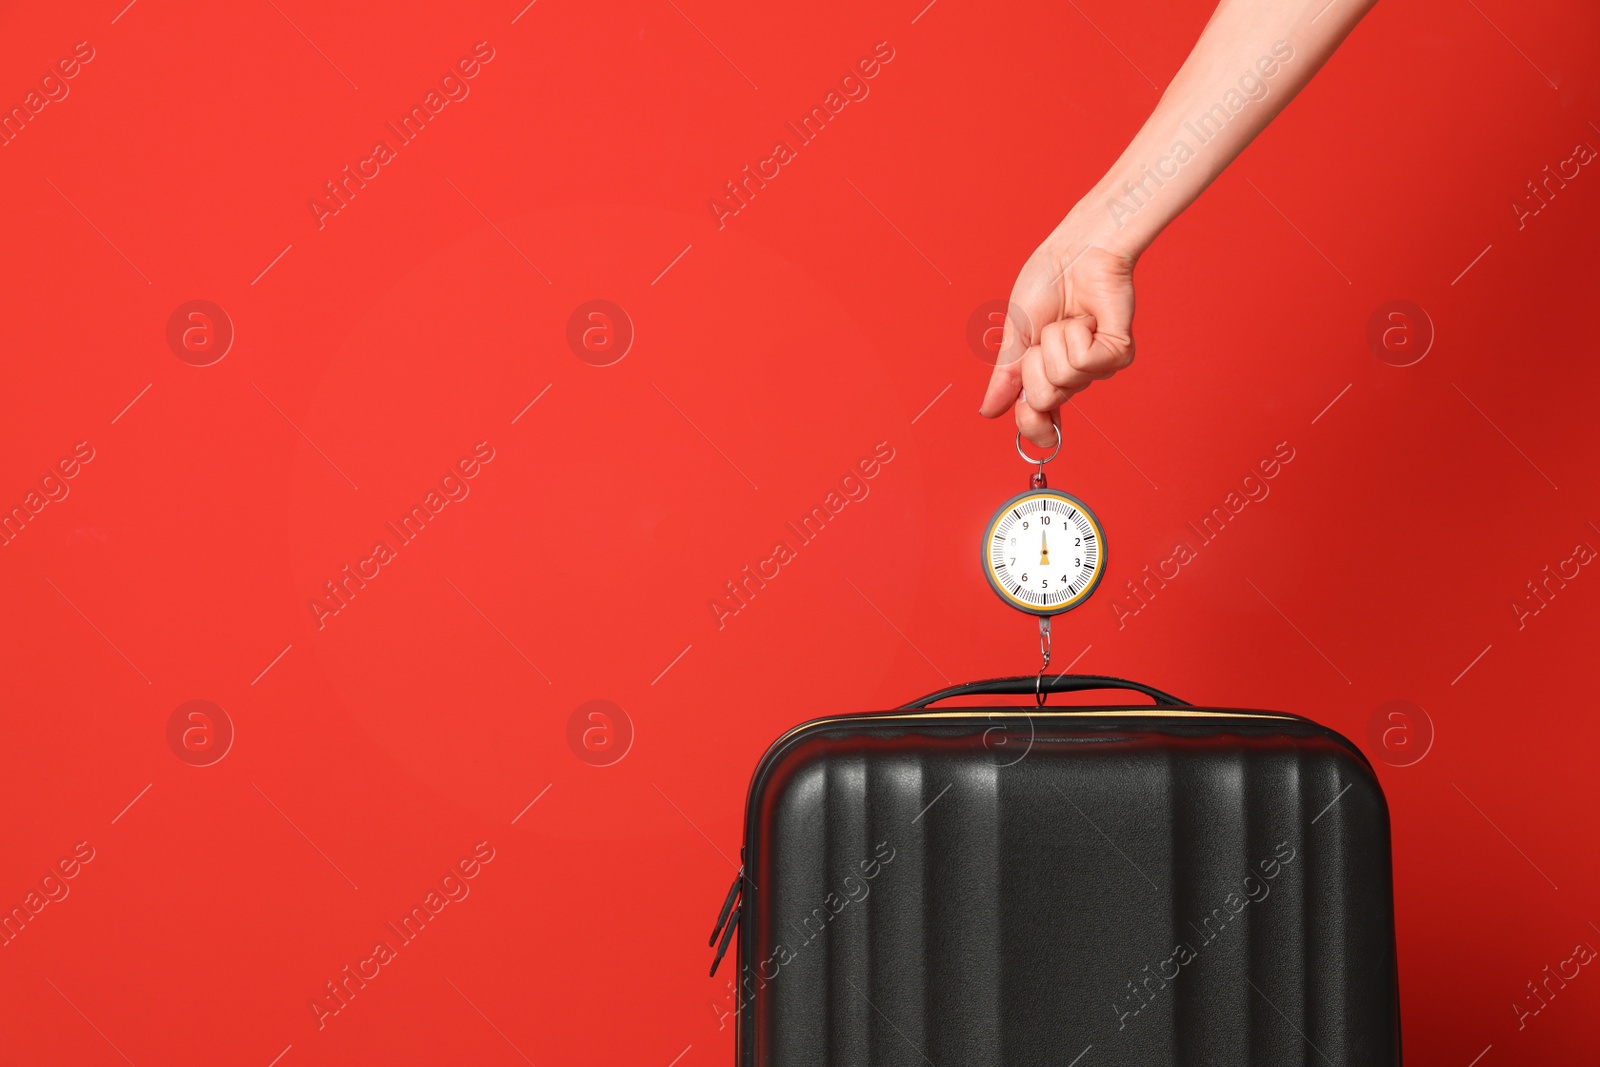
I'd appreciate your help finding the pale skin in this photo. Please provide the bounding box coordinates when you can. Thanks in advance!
[980,0,1382,446]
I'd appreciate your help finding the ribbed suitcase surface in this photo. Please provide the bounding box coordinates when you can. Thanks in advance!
[731,707,1398,1066]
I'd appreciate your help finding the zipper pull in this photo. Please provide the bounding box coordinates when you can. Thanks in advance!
[708,865,743,946]
[708,865,744,977]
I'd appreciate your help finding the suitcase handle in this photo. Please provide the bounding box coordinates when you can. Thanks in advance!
[899,674,1190,709]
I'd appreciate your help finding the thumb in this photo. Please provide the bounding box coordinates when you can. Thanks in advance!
[978,293,1051,418]
[979,356,1022,419]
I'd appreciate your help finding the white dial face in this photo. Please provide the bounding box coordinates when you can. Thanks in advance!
[984,492,1104,613]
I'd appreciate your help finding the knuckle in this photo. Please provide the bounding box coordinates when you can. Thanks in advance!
[1067,348,1108,373]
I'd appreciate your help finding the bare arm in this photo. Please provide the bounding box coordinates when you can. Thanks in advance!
[981,0,1380,446]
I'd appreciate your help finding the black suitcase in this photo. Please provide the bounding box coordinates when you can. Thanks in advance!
[710,675,1399,1066]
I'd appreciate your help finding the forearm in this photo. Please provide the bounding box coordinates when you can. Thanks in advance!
[1081,0,1379,259]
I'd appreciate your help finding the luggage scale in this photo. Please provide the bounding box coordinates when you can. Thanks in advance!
[980,425,1108,704]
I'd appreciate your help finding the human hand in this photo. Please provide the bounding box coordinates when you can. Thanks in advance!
[979,216,1137,448]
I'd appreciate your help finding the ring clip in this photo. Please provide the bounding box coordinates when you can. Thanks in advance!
[1015,424,1063,467]
[1017,424,1061,489]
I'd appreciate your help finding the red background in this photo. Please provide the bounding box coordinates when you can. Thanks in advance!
[2,0,1597,1063]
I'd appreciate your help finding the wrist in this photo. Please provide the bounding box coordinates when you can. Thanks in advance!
[1052,194,1151,268]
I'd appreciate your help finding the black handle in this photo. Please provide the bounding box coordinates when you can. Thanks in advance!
[899,673,1190,709]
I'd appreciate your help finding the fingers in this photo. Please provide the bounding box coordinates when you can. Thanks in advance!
[1045,315,1134,393]
[1039,319,1093,399]
[1064,249,1137,377]
[1014,393,1059,449]
[1020,342,1071,413]
[1016,345,1060,447]
[1065,313,1135,383]
[1026,316,1111,415]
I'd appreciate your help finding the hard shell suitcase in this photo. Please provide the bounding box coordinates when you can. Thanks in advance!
[709,675,1399,1066]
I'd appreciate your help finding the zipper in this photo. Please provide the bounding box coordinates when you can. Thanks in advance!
[708,858,744,976]
[761,707,1297,753]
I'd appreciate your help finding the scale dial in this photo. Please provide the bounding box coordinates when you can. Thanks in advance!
[981,489,1106,616]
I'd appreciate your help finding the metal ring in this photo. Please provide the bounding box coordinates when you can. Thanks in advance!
[1015,423,1063,467]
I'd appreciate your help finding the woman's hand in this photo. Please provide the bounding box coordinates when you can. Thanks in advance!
[977,0,1381,447]
[979,214,1138,447]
